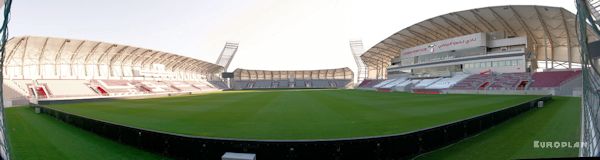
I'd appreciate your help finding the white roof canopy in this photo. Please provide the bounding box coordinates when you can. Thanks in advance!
[361,5,599,71]
[4,36,224,79]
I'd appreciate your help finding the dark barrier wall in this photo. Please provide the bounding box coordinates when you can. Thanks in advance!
[37,96,551,160]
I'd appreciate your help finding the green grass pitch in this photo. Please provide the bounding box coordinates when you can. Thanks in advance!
[45,89,540,140]
[5,89,580,159]
[418,96,581,159]
[6,107,163,160]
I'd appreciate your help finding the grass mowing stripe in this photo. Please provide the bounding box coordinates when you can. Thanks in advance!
[6,107,163,160]
[417,96,580,159]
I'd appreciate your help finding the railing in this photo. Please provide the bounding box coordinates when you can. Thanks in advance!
[568,1,599,156]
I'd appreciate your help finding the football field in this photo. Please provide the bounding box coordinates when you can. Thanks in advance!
[6,89,581,159]
[44,89,540,140]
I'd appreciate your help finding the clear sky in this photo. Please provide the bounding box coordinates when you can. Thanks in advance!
[11,0,575,72]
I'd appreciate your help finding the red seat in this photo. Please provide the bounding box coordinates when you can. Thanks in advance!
[530,70,581,88]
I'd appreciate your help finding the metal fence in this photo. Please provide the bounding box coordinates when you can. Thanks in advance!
[0,0,13,159]
[576,0,600,156]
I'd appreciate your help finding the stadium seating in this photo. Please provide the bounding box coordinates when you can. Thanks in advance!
[169,81,202,92]
[209,80,229,89]
[380,78,408,89]
[426,74,469,89]
[231,79,350,89]
[311,80,330,88]
[358,79,385,88]
[37,80,99,97]
[187,81,217,91]
[373,79,397,88]
[413,78,442,88]
[357,80,371,88]
[488,73,531,90]
[359,71,580,92]
[3,80,30,100]
[334,80,352,88]
[368,74,471,90]
[449,71,581,91]
[295,80,306,88]
[275,80,290,88]
[3,81,29,105]
[232,81,249,89]
[530,70,582,88]
[134,81,180,93]
[253,81,271,88]
[394,79,422,91]
[451,74,494,90]
[4,79,220,100]
[92,80,144,96]
[10,80,34,96]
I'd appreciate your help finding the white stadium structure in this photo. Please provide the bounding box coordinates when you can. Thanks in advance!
[356,5,594,96]
[1,36,354,106]
[2,1,600,159]
[2,36,228,106]
[2,5,594,106]
[231,68,353,89]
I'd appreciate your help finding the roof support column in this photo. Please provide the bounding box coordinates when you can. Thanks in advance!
[69,41,86,78]
[489,8,518,36]
[37,37,50,78]
[535,7,555,69]
[469,10,497,32]
[54,39,68,79]
[544,41,548,69]
[560,9,573,69]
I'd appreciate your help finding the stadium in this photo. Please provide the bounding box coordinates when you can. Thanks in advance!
[1,1,600,160]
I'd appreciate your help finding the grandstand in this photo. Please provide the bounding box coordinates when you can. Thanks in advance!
[1,36,353,105]
[357,5,593,97]
[2,36,226,106]
[1,3,597,160]
[231,68,353,89]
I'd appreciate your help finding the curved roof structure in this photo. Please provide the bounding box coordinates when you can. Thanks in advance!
[3,36,223,80]
[233,67,353,80]
[361,5,600,78]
